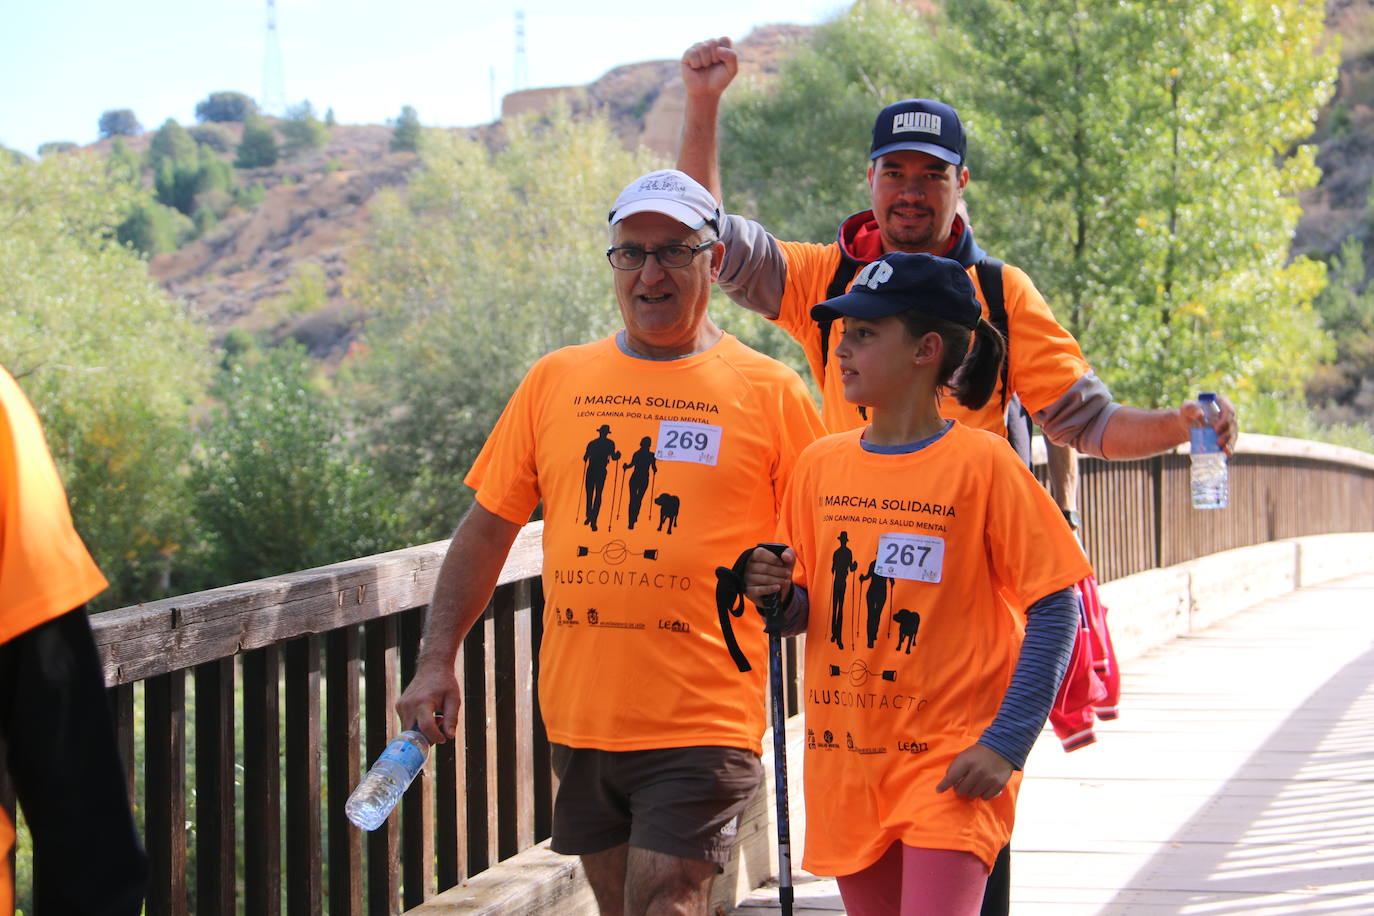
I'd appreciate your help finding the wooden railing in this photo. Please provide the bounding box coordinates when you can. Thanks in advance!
[1036,434,1374,581]
[3,434,1373,915]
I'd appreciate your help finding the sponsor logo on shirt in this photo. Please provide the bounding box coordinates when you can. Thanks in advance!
[658,618,692,634]
[808,728,842,751]
[897,739,930,755]
[846,731,887,756]
[583,607,646,630]
[553,607,580,626]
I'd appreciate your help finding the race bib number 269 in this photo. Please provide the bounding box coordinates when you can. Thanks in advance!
[656,421,721,467]
[875,533,945,583]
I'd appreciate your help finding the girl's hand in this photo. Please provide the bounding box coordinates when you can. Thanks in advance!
[743,545,795,609]
[936,744,1013,800]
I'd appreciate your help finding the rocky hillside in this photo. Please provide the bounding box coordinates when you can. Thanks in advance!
[147,124,423,361]
[129,25,808,364]
[1295,0,1374,259]
[104,8,1374,363]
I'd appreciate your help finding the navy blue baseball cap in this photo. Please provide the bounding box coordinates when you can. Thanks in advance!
[870,99,966,166]
[811,253,980,329]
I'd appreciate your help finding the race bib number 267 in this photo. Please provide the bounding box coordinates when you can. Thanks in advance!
[875,533,945,583]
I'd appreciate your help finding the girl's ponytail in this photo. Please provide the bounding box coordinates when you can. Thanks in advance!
[897,313,1006,410]
[950,317,1006,410]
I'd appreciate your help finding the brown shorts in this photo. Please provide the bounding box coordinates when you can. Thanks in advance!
[550,744,763,867]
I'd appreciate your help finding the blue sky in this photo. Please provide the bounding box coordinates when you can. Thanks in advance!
[1,0,843,157]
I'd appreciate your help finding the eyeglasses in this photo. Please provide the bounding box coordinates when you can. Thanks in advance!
[606,240,717,271]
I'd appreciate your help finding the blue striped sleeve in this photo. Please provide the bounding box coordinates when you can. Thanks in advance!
[977,587,1079,769]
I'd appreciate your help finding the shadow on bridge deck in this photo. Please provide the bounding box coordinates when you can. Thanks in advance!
[730,571,1374,915]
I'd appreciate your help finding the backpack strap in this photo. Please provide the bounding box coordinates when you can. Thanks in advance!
[819,255,863,371]
[976,256,1035,468]
[974,256,1008,406]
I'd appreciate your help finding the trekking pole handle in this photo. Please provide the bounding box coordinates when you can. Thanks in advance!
[757,542,789,633]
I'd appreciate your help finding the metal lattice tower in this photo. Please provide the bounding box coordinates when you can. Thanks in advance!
[513,10,528,92]
[262,0,287,116]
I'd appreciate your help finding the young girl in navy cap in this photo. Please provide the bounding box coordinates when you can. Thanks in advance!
[744,252,1090,914]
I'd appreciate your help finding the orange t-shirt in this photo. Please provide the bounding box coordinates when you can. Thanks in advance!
[773,240,1091,434]
[0,367,107,644]
[467,334,825,753]
[777,425,1091,874]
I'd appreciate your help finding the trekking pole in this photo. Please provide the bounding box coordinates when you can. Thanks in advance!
[578,456,588,524]
[852,564,860,648]
[887,577,895,639]
[608,460,622,531]
[757,542,794,916]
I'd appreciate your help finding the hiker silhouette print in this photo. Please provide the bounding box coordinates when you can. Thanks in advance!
[622,436,658,530]
[572,422,702,537]
[581,424,621,532]
[858,560,893,650]
[829,531,858,650]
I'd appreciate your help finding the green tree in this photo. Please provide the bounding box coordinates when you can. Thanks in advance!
[324,107,338,128]
[105,138,143,186]
[721,0,1336,415]
[188,123,234,153]
[934,0,1335,409]
[234,181,267,210]
[157,145,234,217]
[116,197,192,255]
[280,100,329,157]
[147,118,198,172]
[389,104,422,152]
[38,141,78,158]
[190,341,401,585]
[235,114,279,168]
[265,261,329,324]
[351,107,662,535]
[196,91,259,123]
[98,108,141,138]
[0,152,210,606]
[1307,237,1374,420]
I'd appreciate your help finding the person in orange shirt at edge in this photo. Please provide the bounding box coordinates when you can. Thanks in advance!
[396,169,825,916]
[0,366,149,915]
[743,252,1091,915]
[677,36,1240,914]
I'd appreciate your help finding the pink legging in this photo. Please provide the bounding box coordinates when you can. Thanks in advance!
[835,841,988,916]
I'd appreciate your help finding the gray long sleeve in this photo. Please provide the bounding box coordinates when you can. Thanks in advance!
[716,214,787,319]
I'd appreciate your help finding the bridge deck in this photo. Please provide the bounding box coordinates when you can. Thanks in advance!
[730,571,1374,915]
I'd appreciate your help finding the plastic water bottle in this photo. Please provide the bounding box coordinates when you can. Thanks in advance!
[345,729,431,831]
[1190,392,1228,509]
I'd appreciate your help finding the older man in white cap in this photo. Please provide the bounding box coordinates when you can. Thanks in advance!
[398,169,824,915]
